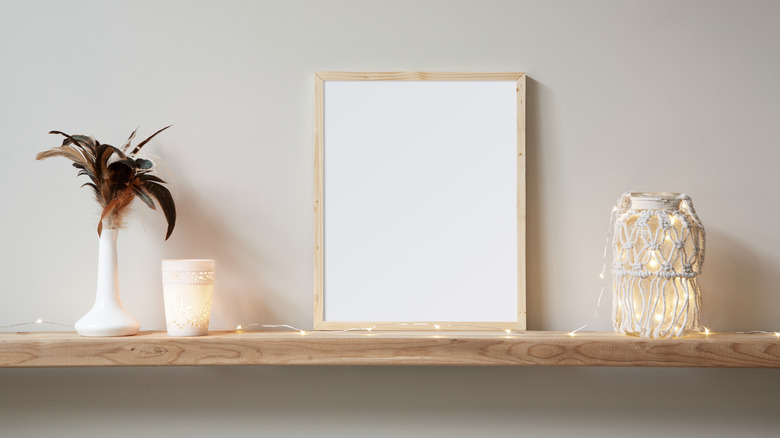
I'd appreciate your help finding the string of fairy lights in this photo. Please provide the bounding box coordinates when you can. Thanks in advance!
[2,200,779,338]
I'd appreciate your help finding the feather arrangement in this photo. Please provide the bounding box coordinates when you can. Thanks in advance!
[36,126,176,240]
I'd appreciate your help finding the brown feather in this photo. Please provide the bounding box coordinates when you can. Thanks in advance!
[36,147,87,166]
[120,127,139,153]
[40,127,176,240]
[131,125,172,156]
[98,188,136,231]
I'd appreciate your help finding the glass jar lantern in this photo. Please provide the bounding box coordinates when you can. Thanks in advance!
[612,193,705,338]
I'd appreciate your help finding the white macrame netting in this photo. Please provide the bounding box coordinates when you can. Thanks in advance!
[612,193,705,338]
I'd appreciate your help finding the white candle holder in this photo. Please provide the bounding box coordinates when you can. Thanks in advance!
[161,259,215,337]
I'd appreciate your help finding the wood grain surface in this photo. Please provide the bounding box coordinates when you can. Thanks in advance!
[0,331,778,368]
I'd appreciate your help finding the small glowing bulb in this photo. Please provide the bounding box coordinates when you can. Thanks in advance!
[434,324,440,330]
[504,329,512,334]
[655,314,662,322]
[236,325,242,330]
[568,332,576,337]
[299,330,306,335]
[599,273,604,280]
[35,318,43,324]
[366,327,373,332]
[775,332,779,337]
[612,206,618,212]
[649,259,659,269]
[704,328,710,335]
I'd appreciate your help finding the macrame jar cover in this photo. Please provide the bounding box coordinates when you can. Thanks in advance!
[612,193,705,338]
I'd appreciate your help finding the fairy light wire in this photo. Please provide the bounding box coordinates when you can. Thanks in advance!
[568,203,619,335]
[0,320,73,329]
[226,322,550,335]
[3,319,779,338]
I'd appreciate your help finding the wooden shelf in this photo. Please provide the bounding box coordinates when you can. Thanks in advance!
[0,331,778,368]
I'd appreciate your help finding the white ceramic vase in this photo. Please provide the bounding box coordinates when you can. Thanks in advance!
[74,229,140,337]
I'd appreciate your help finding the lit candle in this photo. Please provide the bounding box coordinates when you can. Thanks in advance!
[161,259,215,337]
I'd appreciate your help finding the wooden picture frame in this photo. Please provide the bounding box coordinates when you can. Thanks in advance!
[314,72,526,331]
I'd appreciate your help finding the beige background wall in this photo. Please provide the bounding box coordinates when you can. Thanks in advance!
[1,1,778,436]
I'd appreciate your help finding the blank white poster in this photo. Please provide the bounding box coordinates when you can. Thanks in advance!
[323,80,519,323]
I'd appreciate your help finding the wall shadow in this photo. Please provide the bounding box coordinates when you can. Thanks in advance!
[524,76,547,330]
[701,228,780,331]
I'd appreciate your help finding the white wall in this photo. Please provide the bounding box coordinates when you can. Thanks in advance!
[1,0,779,436]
